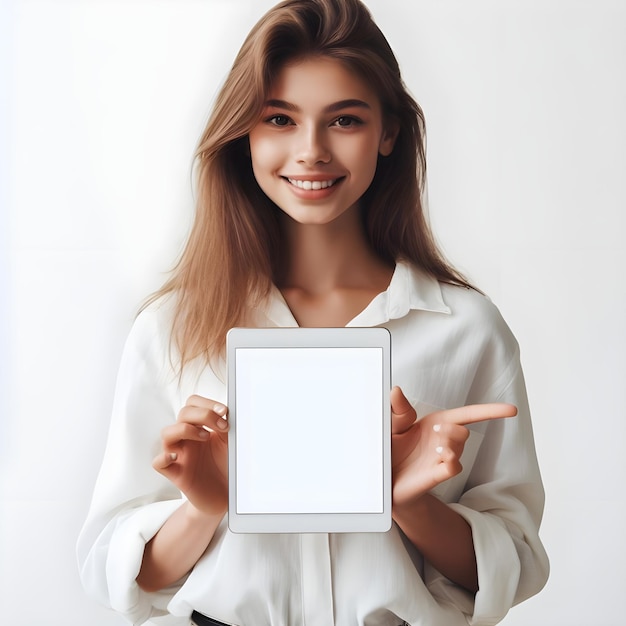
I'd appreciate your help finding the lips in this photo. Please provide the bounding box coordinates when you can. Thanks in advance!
[284,177,343,190]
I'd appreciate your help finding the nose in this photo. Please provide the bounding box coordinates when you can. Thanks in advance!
[296,124,331,165]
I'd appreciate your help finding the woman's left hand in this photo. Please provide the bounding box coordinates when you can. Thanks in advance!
[390,386,517,507]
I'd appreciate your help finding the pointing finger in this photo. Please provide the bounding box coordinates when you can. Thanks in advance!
[430,403,517,426]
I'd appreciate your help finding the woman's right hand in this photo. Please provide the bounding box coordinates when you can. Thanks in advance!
[152,395,229,516]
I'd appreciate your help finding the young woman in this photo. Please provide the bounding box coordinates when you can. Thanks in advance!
[77,1,549,624]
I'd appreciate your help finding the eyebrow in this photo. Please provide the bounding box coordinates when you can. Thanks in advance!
[263,98,372,113]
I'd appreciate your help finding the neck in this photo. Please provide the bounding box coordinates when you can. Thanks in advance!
[277,206,392,295]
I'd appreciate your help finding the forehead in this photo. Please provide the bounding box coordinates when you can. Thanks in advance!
[267,56,382,112]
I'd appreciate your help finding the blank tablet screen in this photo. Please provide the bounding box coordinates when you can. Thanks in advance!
[235,346,383,514]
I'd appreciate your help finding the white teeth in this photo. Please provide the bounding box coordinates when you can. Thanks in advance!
[287,178,337,190]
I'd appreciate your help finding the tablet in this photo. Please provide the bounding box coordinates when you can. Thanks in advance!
[227,327,391,533]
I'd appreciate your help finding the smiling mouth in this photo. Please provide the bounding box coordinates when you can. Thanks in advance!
[284,177,342,190]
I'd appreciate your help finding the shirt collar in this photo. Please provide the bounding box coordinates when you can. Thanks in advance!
[261,260,451,328]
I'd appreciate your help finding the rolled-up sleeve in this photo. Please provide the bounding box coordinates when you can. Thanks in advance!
[424,345,549,625]
[77,306,185,624]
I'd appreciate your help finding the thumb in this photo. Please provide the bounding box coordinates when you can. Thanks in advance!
[391,386,416,434]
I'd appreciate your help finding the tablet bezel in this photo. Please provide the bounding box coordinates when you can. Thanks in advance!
[227,327,391,534]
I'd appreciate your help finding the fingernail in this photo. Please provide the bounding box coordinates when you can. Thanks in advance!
[433,424,441,432]
[169,453,178,461]
[213,403,226,416]
[435,446,443,455]
[216,418,228,430]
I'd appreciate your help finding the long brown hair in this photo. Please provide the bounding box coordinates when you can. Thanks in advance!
[144,0,473,368]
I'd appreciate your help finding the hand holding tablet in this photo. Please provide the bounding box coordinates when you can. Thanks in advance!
[152,394,229,517]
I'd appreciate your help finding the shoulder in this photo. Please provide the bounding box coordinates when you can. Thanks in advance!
[440,282,520,360]
[123,296,178,368]
[441,283,511,330]
[440,283,522,399]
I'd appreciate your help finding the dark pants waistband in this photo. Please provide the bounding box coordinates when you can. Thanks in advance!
[191,611,232,626]
[191,610,409,626]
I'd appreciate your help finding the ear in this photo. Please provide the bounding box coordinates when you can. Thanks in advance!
[378,120,399,157]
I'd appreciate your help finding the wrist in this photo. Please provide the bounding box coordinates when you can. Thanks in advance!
[183,500,227,526]
[392,493,434,529]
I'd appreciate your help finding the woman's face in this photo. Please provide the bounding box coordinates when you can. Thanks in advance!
[249,56,396,226]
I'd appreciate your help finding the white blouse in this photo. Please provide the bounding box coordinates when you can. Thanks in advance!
[77,262,549,626]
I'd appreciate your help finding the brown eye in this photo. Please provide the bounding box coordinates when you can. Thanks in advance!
[268,115,292,126]
[334,116,362,128]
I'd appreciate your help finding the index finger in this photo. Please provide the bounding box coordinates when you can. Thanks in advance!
[431,403,517,426]
[185,395,228,416]
[178,396,229,432]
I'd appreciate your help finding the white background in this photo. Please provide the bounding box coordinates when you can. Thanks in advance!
[1,1,625,625]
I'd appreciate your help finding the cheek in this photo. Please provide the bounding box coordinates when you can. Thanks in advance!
[249,135,279,177]
[346,137,381,182]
